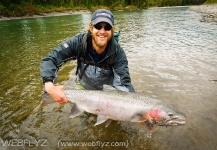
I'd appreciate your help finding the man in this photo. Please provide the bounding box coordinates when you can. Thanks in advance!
[40,9,134,104]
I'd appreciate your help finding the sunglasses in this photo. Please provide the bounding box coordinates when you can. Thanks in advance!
[93,23,112,31]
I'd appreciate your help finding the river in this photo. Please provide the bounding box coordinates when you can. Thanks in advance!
[0,6,217,150]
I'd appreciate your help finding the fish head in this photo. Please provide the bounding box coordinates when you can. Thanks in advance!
[146,104,186,127]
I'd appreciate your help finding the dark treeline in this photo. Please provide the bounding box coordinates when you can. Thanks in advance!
[0,0,210,17]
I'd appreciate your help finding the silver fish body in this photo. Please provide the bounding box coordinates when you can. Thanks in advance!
[64,89,186,130]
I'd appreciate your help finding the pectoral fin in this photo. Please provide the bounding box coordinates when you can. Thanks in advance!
[104,119,112,127]
[94,115,108,126]
[70,103,84,118]
[146,121,154,133]
[131,113,146,123]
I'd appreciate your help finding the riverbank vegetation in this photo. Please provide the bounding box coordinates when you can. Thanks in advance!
[204,0,217,3]
[0,0,215,17]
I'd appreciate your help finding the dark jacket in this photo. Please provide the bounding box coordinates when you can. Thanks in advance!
[40,32,134,92]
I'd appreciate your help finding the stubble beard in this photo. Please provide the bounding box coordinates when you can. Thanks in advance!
[92,33,112,48]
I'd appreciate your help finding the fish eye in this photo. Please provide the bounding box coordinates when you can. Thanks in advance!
[168,113,173,117]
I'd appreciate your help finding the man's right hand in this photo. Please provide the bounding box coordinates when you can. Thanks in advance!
[44,82,68,104]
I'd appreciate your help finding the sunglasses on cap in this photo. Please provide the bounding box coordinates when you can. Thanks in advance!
[93,23,112,31]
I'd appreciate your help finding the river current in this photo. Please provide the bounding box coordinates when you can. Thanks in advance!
[0,7,217,150]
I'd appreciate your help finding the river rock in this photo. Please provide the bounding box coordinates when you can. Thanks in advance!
[189,4,217,23]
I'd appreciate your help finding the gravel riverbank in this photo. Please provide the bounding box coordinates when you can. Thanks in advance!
[189,4,217,22]
[0,10,91,21]
[1,5,217,22]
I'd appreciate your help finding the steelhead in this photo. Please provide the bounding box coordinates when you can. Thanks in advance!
[64,89,186,133]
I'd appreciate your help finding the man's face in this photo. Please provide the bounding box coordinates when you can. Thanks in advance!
[91,22,113,49]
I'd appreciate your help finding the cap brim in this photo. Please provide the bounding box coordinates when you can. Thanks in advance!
[93,17,113,26]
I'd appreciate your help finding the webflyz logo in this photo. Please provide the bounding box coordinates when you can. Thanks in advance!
[96,13,111,18]
[1,139,48,147]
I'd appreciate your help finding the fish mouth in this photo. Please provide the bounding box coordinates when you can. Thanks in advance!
[167,118,186,125]
[157,117,186,126]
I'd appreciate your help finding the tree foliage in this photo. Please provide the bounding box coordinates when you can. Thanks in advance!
[204,0,217,3]
[0,0,211,17]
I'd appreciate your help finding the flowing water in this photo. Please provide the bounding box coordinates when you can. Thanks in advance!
[0,7,217,150]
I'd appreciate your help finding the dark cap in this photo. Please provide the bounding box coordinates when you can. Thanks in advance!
[91,9,114,26]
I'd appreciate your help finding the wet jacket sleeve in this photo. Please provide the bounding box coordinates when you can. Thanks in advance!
[40,35,82,83]
[112,45,135,92]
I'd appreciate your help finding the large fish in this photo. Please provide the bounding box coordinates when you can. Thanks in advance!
[64,89,186,133]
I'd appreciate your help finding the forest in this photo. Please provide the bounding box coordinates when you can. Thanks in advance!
[0,0,216,17]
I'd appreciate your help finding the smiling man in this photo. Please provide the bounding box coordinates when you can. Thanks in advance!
[40,9,134,104]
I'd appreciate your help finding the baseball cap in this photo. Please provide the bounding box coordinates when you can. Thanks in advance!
[91,9,114,26]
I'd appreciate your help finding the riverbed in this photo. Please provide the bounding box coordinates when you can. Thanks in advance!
[0,6,217,150]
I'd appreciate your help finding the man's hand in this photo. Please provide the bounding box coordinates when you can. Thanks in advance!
[44,82,68,104]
